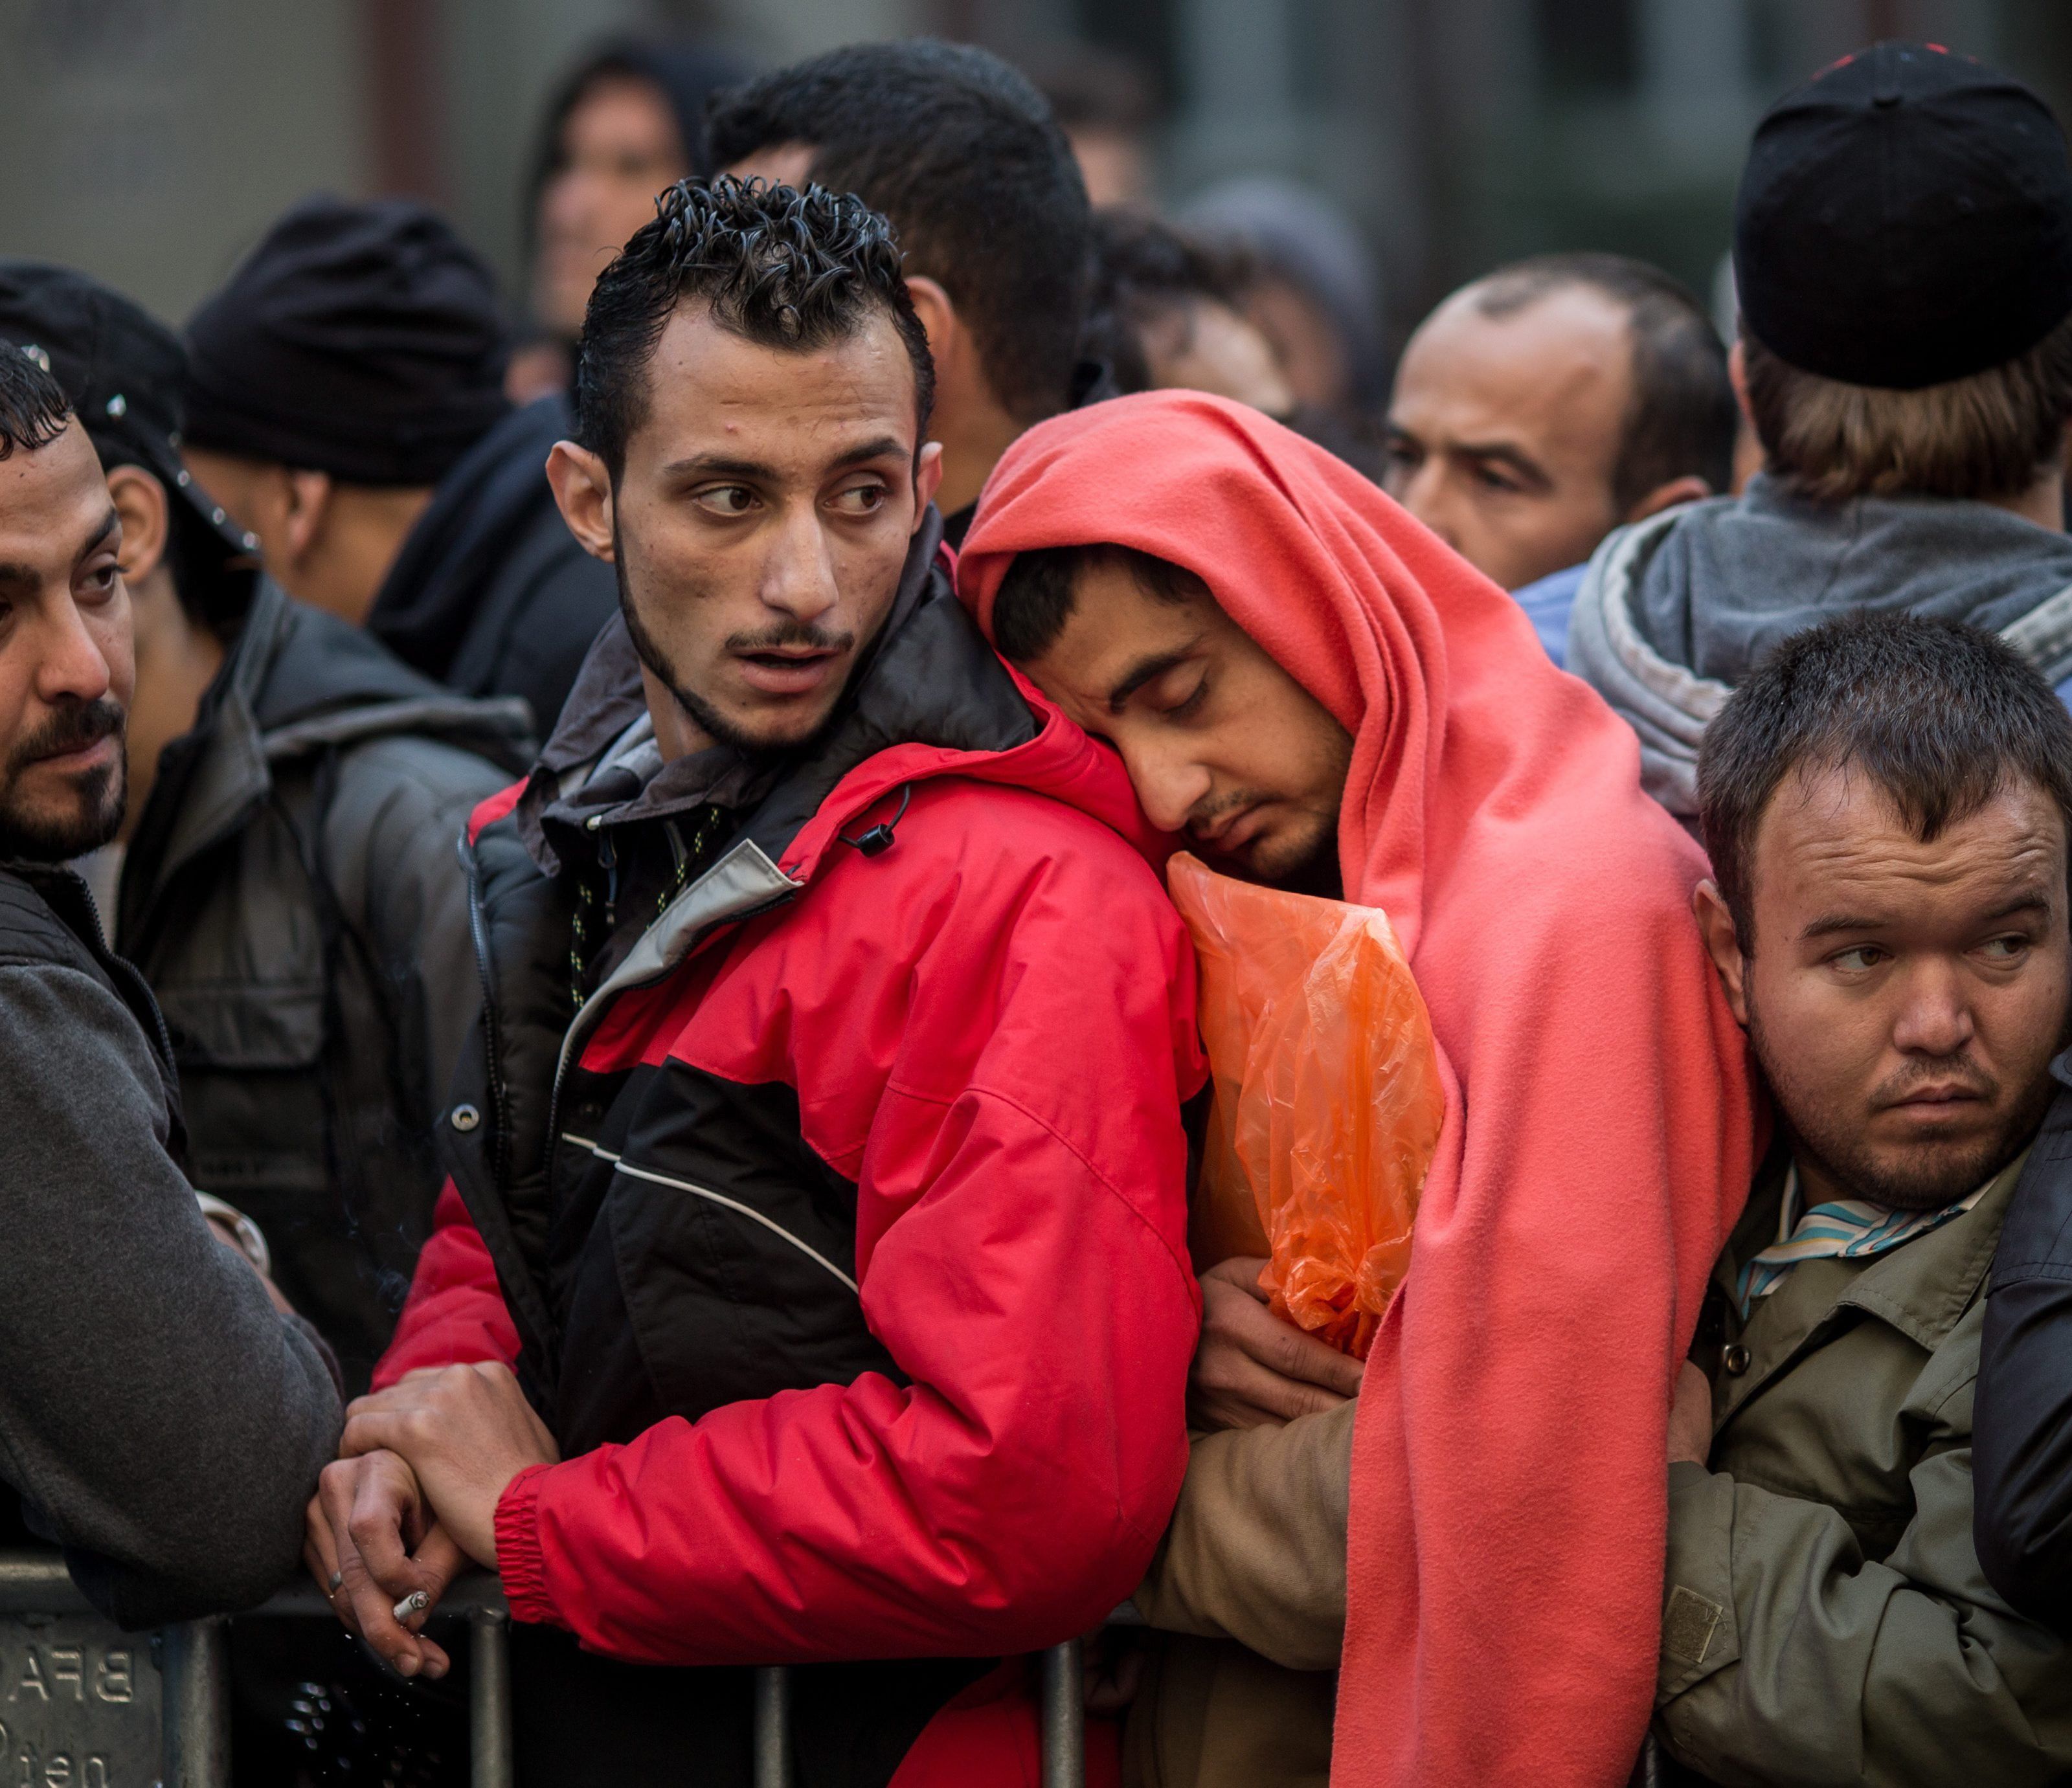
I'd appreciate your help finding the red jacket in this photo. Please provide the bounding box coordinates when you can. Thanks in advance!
[377,548,1202,1777]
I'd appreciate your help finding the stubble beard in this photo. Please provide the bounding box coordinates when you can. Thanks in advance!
[1747,994,2055,1212]
[0,698,128,864]
[613,530,861,762]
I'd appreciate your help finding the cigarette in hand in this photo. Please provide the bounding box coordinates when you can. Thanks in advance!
[392,1590,430,1624]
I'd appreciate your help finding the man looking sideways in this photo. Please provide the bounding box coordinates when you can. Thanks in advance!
[0,342,341,1626]
[1652,612,2072,1782]
[0,262,528,1394]
[308,179,1202,1785]
[959,391,1751,1788]
[1381,252,1736,656]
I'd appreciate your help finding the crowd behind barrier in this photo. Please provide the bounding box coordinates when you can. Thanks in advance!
[6,22,2072,1788]
[0,1552,1112,1788]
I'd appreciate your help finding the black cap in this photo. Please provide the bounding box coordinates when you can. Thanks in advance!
[183,195,512,487]
[1735,41,2072,390]
[0,261,258,578]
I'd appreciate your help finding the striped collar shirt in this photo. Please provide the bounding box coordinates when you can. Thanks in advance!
[1734,1163,1992,1318]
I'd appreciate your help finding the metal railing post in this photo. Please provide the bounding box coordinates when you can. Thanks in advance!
[754,1665,793,1788]
[1041,1638,1084,1788]
[471,1605,514,1788]
[160,1616,229,1788]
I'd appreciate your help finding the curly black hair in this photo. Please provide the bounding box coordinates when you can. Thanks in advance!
[0,342,72,462]
[574,175,936,480]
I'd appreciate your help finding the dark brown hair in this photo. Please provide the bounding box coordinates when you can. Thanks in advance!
[574,175,933,482]
[1698,610,2072,949]
[0,343,70,461]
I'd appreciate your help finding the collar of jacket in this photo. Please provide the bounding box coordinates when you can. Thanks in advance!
[119,578,534,935]
[474,504,1176,1121]
[1711,1137,2034,1421]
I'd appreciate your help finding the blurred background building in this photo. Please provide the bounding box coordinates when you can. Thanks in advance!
[3,0,2067,364]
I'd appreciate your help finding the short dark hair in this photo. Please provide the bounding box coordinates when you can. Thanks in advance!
[574,176,934,482]
[1741,310,2072,506]
[706,40,1090,424]
[1083,208,1256,397]
[992,542,1206,663]
[1473,253,1737,510]
[1698,610,2072,949]
[0,343,72,462]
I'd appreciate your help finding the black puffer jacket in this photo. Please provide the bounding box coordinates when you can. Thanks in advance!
[365,394,620,734]
[117,579,532,1389]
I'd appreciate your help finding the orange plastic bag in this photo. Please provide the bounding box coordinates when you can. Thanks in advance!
[1168,852,1445,1359]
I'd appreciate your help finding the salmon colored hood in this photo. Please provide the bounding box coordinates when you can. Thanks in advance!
[960,392,1755,1788]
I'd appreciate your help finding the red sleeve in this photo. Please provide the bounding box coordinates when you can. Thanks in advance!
[491,804,1204,1665]
[372,1181,521,1389]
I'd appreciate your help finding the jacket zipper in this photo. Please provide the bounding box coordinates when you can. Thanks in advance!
[464,838,512,1189]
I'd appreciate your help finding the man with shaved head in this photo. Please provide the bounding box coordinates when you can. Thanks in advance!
[1383,253,1737,658]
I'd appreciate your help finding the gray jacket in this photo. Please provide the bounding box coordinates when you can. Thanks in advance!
[1566,477,2072,818]
[115,581,531,1388]
[0,860,343,1628]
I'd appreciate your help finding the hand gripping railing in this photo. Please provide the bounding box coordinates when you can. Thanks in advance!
[0,1552,1096,1788]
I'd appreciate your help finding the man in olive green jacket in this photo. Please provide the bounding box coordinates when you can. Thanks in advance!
[1659,1132,2072,1784]
[1656,612,2072,1785]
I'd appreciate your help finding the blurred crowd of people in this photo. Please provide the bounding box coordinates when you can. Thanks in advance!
[4,25,2072,1788]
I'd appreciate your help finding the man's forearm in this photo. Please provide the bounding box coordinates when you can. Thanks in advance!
[1134,1402,1355,1671]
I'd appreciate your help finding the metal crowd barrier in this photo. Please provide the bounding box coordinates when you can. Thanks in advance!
[0,1552,1095,1788]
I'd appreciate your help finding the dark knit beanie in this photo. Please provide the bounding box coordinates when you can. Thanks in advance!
[183,194,512,486]
[1735,41,2072,390]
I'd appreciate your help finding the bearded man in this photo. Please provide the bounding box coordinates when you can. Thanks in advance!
[0,340,341,1626]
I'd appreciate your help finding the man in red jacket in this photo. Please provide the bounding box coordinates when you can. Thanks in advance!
[304,176,1203,1783]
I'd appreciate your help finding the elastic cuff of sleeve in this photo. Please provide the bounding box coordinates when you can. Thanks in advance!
[494,1464,557,1623]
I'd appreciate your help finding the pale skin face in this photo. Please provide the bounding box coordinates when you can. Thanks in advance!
[0,421,131,862]
[1068,126,1151,208]
[1696,765,2069,1214]
[533,76,691,340]
[1140,297,1295,418]
[1671,763,2071,1467]
[1246,275,1350,414]
[307,300,940,1678]
[1017,554,1351,889]
[1385,282,1711,590]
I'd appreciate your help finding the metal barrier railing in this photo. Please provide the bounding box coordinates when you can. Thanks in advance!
[0,1552,1098,1787]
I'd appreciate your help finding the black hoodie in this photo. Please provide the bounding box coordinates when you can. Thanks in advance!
[366,394,620,734]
